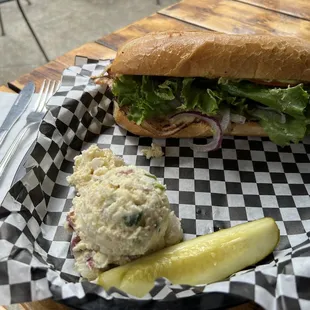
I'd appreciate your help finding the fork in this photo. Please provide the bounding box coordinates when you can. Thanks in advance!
[0,80,60,179]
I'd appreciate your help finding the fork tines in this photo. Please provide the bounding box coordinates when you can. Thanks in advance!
[35,79,61,112]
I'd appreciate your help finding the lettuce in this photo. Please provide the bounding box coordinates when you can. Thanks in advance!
[218,78,309,119]
[218,78,310,145]
[112,75,310,146]
[247,107,307,146]
[180,78,222,115]
[112,75,178,125]
[113,76,227,123]
[261,119,307,147]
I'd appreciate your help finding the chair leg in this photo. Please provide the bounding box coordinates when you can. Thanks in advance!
[25,0,31,5]
[0,8,5,36]
[156,0,161,5]
[16,0,49,62]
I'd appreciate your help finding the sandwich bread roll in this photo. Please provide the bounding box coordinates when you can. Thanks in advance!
[110,32,310,81]
[96,32,310,146]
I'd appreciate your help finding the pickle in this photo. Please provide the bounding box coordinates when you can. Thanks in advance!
[98,217,279,297]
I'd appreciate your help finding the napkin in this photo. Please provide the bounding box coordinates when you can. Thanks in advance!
[0,92,39,203]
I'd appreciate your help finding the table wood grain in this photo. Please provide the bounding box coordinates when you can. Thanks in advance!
[1,0,309,309]
[8,60,66,93]
[0,86,14,93]
[159,0,310,38]
[236,0,310,20]
[97,13,205,51]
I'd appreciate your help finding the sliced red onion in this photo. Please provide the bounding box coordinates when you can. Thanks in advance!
[86,257,95,270]
[66,211,75,231]
[117,168,134,175]
[231,113,246,124]
[219,108,230,131]
[170,112,223,152]
[71,235,81,250]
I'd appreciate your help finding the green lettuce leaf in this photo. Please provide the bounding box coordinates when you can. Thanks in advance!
[247,107,307,146]
[155,80,178,100]
[179,78,222,115]
[112,75,310,146]
[226,96,248,115]
[247,107,285,123]
[112,75,140,106]
[112,75,178,125]
[112,76,227,124]
[218,78,309,119]
[261,119,306,147]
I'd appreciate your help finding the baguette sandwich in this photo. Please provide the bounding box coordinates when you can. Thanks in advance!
[97,31,310,151]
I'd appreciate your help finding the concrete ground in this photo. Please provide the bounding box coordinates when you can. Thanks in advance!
[0,0,178,86]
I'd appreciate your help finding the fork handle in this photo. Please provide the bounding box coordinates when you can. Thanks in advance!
[0,125,30,179]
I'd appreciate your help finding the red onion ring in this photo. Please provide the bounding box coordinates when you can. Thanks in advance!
[170,112,223,152]
[66,211,75,231]
[71,235,81,250]
[86,257,95,269]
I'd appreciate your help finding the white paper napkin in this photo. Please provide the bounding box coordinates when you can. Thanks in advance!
[0,92,40,202]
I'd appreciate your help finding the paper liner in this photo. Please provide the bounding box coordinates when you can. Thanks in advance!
[0,58,309,309]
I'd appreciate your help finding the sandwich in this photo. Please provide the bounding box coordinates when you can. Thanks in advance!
[97,31,310,151]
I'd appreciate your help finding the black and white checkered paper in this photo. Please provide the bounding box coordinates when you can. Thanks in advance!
[0,58,310,310]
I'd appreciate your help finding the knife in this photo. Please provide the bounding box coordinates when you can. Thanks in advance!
[0,82,35,146]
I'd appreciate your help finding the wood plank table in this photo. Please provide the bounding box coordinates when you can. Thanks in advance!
[1,0,309,309]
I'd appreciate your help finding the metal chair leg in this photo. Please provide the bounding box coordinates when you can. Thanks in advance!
[25,0,31,5]
[16,0,49,62]
[156,0,160,5]
[0,8,5,36]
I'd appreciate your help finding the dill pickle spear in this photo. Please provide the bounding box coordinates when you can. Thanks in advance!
[97,217,279,297]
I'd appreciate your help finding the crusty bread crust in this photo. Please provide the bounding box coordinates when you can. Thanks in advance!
[110,31,310,82]
[113,104,267,138]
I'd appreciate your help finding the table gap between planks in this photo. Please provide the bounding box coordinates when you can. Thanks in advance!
[1,0,309,309]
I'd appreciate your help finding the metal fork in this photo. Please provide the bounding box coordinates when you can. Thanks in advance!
[0,80,60,179]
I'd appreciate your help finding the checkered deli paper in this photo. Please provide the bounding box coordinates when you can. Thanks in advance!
[0,58,310,310]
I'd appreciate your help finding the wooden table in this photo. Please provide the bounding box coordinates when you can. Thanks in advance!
[1,0,309,309]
